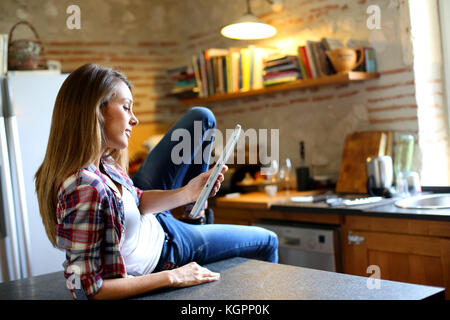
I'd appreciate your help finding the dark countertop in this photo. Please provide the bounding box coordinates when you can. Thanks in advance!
[0,258,444,300]
[272,196,450,222]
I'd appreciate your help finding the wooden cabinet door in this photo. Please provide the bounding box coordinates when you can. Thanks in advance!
[343,229,449,298]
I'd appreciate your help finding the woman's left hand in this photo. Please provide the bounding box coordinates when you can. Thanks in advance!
[186,165,228,203]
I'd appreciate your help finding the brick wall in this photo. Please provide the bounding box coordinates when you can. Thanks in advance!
[175,0,420,180]
[2,0,444,183]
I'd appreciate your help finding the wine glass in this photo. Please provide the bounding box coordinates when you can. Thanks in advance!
[279,158,293,194]
[267,159,279,184]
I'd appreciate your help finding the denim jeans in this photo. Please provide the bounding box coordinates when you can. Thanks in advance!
[132,107,278,271]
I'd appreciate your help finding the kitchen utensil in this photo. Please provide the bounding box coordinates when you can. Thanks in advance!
[366,156,393,197]
[300,141,305,167]
[325,47,364,73]
[8,21,45,70]
[336,131,390,194]
[296,141,311,191]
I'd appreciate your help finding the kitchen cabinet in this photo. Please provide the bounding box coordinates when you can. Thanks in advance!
[342,215,450,299]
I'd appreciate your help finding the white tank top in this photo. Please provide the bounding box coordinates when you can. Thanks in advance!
[103,174,164,276]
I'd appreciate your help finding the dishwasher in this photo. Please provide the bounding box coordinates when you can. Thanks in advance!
[253,220,342,272]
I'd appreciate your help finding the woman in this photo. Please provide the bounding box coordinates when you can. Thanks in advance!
[35,63,278,300]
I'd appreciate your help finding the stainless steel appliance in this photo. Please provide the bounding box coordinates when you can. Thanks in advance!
[366,155,393,197]
[253,221,342,272]
[0,71,67,282]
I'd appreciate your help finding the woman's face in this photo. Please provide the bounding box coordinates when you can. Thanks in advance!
[101,80,138,150]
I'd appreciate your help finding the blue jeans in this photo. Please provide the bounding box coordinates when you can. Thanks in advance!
[132,107,278,271]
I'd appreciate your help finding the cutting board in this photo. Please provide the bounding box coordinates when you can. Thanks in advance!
[336,131,391,194]
[215,190,322,210]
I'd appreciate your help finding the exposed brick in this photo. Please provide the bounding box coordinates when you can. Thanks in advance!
[337,90,359,98]
[366,81,415,91]
[367,93,416,103]
[369,116,418,124]
[379,67,413,75]
[368,104,418,113]
[312,95,333,101]
[289,97,310,104]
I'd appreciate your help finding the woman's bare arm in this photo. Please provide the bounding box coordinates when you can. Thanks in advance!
[90,262,220,300]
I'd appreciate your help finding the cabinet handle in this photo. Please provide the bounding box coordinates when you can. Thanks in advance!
[348,231,365,245]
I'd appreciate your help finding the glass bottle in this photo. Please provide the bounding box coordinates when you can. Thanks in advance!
[394,134,414,180]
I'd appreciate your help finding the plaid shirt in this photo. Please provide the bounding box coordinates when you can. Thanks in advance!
[56,156,143,299]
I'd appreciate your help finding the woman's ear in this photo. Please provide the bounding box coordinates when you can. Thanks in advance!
[99,100,109,116]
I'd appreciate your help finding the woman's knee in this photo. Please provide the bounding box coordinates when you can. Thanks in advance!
[246,226,278,263]
[267,230,278,250]
[187,106,216,130]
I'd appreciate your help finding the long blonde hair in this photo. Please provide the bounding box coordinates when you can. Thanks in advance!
[35,63,132,247]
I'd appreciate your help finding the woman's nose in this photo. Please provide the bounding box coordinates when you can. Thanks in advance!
[130,112,139,126]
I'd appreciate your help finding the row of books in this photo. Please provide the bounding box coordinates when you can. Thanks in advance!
[169,38,377,99]
[167,65,199,99]
[297,39,335,79]
[263,55,301,86]
[191,46,269,97]
[295,38,377,81]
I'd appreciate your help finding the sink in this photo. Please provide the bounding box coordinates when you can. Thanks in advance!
[394,194,450,209]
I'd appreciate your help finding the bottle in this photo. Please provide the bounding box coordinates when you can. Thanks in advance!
[296,141,310,191]
[394,134,414,180]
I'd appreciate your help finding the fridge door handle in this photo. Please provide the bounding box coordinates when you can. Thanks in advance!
[0,114,22,280]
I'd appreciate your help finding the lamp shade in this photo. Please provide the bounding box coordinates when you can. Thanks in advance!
[221,13,277,40]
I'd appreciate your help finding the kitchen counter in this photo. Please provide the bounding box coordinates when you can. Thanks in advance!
[273,197,450,222]
[0,257,444,300]
[215,191,450,222]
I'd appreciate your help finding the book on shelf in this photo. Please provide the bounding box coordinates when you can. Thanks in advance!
[346,39,370,48]
[241,47,251,92]
[190,46,271,97]
[192,55,204,97]
[263,54,301,87]
[225,54,231,93]
[305,41,318,78]
[314,41,334,76]
[252,47,266,90]
[263,70,301,80]
[263,72,300,86]
[230,48,240,93]
[321,37,345,51]
[305,40,335,77]
[364,48,377,72]
[298,46,313,79]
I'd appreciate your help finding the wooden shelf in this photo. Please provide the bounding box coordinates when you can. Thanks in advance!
[180,71,380,106]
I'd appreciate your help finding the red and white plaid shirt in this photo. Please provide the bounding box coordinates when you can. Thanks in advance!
[56,156,143,299]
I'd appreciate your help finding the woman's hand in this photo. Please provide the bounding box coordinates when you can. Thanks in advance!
[168,262,220,287]
[186,165,228,203]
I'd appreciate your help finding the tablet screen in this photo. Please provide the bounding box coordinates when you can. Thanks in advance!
[188,124,241,218]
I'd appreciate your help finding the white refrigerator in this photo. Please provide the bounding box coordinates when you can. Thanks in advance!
[0,72,68,282]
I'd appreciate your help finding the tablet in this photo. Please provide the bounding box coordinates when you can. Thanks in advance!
[188,124,242,218]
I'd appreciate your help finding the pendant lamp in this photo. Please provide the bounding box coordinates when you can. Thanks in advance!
[221,0,277,40]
